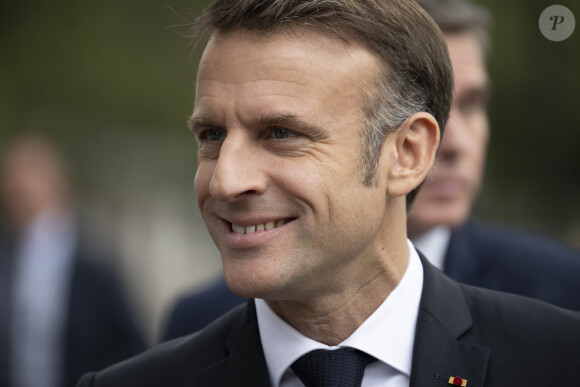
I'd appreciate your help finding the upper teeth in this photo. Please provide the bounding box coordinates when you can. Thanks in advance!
[232,220,286,235]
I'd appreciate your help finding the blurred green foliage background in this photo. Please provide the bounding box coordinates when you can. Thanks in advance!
[1,0,203,195]
[478,0,580,246]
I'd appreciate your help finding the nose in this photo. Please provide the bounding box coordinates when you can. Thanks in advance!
[209,133,267,202]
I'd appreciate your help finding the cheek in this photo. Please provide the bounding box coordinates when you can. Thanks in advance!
[194,163,214,205]
[465,116,489,160]
[474,126,489,167]
[469,114,490,145]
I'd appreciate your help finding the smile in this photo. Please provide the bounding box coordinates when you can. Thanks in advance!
[231,219,289,235]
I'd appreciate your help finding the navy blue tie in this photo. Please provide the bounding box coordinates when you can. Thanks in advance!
[291,348,376,387]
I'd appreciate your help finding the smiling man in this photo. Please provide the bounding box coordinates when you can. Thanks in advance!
[78,1,580,386]
[161,0,580,342]
[190,27,431,317]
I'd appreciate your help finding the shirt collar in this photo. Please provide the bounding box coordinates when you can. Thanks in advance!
[412,226,452,271]
[256,239,424,386]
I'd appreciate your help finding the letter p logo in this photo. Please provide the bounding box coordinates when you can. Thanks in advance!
[539,5,575,41]
[550,15,565,30]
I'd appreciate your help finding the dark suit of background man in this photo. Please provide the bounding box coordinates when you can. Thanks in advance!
[161,0,580,342]
[0,134,145,387]
[79,0,580,386]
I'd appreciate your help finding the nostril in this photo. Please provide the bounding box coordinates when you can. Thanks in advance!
[209,161,268,202]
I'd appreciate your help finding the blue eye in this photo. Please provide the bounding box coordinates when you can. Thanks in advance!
[202,130,226,142]
[273,127,292,139]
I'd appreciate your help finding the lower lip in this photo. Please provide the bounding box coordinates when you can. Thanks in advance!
[222,220,293,249]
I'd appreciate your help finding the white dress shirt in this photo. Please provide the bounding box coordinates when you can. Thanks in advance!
[11,208,77,387]
[412,226,452,271]
[256,239,423,387]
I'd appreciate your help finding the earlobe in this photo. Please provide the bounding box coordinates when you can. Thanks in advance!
[386,112,440,197]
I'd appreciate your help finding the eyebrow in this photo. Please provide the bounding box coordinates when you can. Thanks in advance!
[187,116,221,136]
[259,114,298,125]
[188,113,320,134]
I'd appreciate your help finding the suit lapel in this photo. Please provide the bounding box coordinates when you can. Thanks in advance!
[410,254,490,387]
[196,300,270,387]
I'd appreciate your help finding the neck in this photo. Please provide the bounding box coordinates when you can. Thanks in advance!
[266,238,410,346]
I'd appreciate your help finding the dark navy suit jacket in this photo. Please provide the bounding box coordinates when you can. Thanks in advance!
[0,236,146,387]
[79,254,580,387]
[63,256,146,387]
[443,219,580,309]
[162,219,580,341]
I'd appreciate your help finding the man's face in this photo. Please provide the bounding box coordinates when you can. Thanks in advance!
[408,33,489,236]
[192,29,394,300]
[1,142,67,228]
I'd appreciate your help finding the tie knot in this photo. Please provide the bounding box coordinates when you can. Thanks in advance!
[291,348,376,387]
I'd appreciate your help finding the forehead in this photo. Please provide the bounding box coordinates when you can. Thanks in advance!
[444,33,488,90]
[194,28,381,115]
[191,28,385,138]
[199,26,376,71]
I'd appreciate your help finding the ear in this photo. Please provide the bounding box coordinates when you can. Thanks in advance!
[385,112,440,197]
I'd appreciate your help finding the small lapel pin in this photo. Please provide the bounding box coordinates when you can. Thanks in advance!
[448,376,467,386]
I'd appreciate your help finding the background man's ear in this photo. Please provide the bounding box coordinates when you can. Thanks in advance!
[386,112,440,197]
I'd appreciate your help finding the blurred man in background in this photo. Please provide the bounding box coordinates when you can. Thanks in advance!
[409,0,580,309]
[0,133,145,387]
[160,0,580,342]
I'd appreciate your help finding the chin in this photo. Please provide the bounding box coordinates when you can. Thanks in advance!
[409,203,470,235]
[223,263,284,300]
[433,206,470,229]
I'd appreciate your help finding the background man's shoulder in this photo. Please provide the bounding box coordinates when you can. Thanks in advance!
[460,282,580,352]
[447,219,580,309]
[458,219,580,260]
